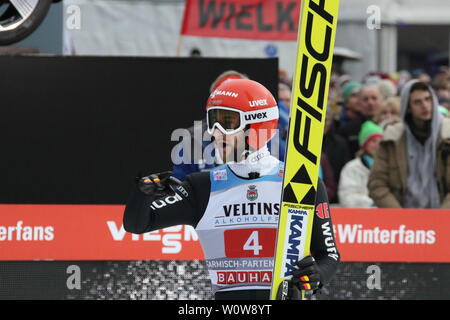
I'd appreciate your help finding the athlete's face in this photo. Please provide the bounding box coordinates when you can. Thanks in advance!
[213,129,246,163]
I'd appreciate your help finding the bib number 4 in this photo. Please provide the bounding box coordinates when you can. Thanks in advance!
[224,228,276,258]
[243,231,263,255]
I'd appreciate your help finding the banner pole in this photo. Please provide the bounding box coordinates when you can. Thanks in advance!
[176,35,184,57]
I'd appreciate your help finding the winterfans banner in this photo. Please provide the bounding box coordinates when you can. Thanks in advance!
[1,205,449,262]
[180,0,300,40]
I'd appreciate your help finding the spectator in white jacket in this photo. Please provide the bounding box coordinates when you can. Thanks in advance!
[338,121,384,207]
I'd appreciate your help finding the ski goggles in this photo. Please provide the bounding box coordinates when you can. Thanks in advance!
[206,106,279,135]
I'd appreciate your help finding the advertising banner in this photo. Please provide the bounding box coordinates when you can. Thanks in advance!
[1,205,449,262]
[181,0,300,41]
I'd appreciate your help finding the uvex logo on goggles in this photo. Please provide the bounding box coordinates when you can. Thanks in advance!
[207,106,279,135]
[245,111,267,121]
[243,107,278,125]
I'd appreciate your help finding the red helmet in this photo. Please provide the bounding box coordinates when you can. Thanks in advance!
[206,79,279,150]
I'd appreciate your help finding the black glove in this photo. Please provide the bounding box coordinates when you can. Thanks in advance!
[276,256,322,300]
[136,171,181,197]
[290,256,321,292]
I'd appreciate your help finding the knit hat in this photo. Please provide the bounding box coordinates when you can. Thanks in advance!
[438,105,449,117]
[358,121,384,149]
[341,81,362,103]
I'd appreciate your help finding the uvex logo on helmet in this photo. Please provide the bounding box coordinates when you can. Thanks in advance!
[249,99,268,107]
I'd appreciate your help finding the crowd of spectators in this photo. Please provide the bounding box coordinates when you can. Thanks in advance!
[173,67,450,209]
[278,67,450,208]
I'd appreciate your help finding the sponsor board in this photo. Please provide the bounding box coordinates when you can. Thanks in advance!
[332,208,449,263]
[181,0,301,41]
[0,204,204,260]
[1,205,450,262]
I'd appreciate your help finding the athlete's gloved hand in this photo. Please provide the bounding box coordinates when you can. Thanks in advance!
[136,171,182,197]
[276,256,322,300]
[291,256,321,292]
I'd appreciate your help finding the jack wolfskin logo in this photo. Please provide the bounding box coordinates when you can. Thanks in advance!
[213,169,227,181]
